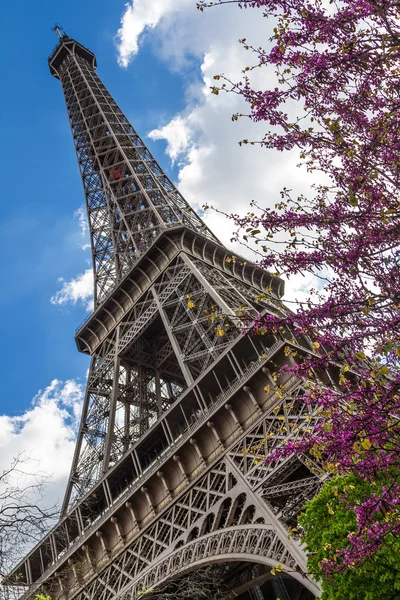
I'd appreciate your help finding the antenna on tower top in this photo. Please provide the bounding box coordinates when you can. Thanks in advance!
[52,24,65,39]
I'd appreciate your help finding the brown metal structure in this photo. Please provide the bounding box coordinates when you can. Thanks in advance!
[7,30,329,599]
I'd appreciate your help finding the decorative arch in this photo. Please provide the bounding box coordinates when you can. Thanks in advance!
[240,504,256,525]
[228,492,247,526]
[125,525,320,598]
[186,527,199,542]
[200,512,215,536]
[213,496,233,530]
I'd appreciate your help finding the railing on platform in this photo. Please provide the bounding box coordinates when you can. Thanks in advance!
[18,339,299,599]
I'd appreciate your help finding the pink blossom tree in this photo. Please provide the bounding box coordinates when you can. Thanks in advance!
[199,0,400,572]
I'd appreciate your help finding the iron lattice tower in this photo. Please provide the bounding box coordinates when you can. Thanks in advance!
[8,30,332,600]
[50,30,223,509]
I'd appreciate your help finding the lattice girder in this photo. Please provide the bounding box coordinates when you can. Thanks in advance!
[36,457,318,600]
[50,38,218,304]
[10,333,330,599]
[63,244,290,511]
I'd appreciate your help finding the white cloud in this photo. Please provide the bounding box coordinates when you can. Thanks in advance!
[74,206,89,238]
[74,206,91,252]
[116,4,313,220]
[148,116,192,164]
[0,379,84,508]
[50,207,93,310]
[117,0,189,67]
[50,269,94,312]
[117,1,322,297]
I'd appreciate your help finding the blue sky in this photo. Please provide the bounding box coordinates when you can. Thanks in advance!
[0,0,315,504]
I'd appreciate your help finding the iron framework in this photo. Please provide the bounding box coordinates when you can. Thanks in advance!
[6,31,342,600]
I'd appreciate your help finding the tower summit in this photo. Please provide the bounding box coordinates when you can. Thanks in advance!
[6,31,322,600]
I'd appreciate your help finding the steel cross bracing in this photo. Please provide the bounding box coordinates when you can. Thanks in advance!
[45,33,292,512]
[10,360,321,600]
[63,248,290,511]
[11,362,325,600]
[7,31,340,600]
[49,35,218,307]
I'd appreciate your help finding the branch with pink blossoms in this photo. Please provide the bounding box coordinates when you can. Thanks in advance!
[199,0,400,573]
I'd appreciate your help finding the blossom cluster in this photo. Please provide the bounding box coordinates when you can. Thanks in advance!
[200,0,400,574]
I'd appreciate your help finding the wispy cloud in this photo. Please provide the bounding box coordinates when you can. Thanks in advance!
[50,269,94,312]
[74,206,91,251]
[148,115,192,164]
[74,206,89,237]
[50,207,94,311]
[117,0,189,67]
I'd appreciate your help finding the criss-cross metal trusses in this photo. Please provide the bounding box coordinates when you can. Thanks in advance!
[49,35,218,307]
[63,246,289,512]
[10,363,324,600]
[46,33,297,513]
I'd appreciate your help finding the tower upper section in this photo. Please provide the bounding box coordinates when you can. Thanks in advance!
[49,31,96,79]
[49,32,218,306]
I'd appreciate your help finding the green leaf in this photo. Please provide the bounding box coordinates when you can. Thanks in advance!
[349,195,358,206]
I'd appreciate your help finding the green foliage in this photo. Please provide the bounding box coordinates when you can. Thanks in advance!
[299,475,400,600]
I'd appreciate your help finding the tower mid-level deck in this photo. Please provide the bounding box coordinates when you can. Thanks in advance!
[74,227,284,355]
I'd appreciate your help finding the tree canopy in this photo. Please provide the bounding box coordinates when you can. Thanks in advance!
[299,475,400,600]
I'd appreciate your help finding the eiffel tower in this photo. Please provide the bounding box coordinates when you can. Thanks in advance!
[9,28,324,600]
